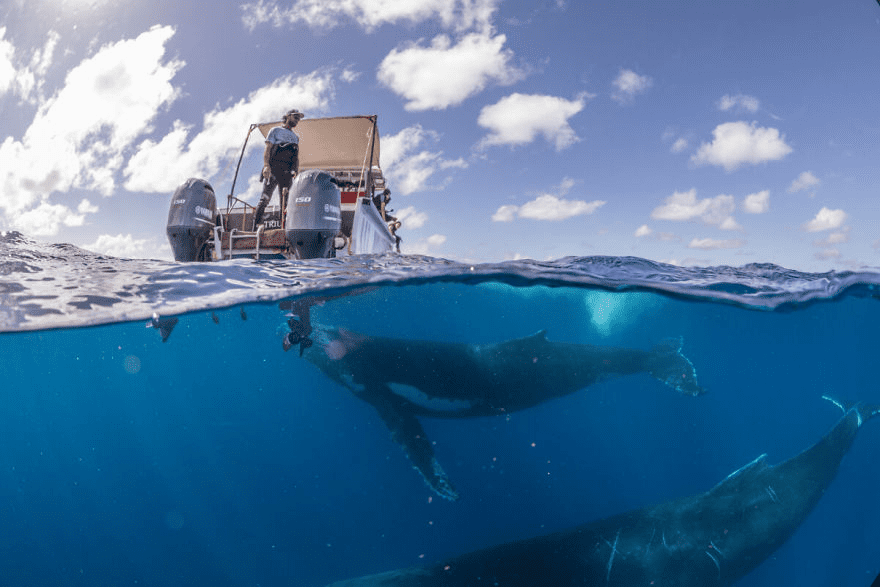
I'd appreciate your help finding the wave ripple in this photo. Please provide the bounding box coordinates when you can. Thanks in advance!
[1,231,879,332]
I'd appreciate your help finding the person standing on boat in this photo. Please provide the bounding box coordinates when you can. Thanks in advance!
[254,108,303,227]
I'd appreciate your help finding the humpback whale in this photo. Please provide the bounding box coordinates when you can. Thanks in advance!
[326,396,880,586]
[302,328,703,500]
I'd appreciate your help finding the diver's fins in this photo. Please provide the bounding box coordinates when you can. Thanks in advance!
[146,313,178,343]
[367,387,459,501]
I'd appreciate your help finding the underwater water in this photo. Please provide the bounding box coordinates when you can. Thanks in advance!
[1,230,880,586]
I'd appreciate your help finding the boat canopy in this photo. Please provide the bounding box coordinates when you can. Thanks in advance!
[258,115,382,180]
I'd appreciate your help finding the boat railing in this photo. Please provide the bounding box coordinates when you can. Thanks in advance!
[211,224,269,260]
[225,195,257,231]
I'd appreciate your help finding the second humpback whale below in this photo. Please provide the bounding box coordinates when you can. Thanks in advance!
[325,396,880,586]
[302,328,703,500]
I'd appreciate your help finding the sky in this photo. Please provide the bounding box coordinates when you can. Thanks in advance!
[1,0,879,271]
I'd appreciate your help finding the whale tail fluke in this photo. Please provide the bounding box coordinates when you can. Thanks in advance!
[648,337,705,396]
[822,395,880,426]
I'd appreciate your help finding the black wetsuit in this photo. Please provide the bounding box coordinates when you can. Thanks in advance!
[254,141,298,226]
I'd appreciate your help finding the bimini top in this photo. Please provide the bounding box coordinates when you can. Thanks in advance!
[257,115,380,173]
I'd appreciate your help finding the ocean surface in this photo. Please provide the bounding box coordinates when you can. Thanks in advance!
[1,229,880,587]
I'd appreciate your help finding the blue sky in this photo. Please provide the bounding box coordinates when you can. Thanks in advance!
[1,0,879,271]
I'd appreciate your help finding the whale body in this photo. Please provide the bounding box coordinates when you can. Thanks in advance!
[326,397,879,586]
[303,328,703,500]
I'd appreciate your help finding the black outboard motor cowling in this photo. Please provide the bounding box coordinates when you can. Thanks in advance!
[285,170,342,259]
[167,178,217,262]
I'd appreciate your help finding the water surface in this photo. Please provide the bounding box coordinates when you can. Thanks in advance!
[1,231,879,586]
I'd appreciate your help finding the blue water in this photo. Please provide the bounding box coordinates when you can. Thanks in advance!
[1,230,879,586]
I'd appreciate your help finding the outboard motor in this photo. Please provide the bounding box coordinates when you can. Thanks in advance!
[285,170,342,259]
[166,178,217,262]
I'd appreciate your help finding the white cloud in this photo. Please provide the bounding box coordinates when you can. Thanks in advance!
[242,0,500,33]
[518,194,605,220]
[688,237,745,250]
[477,92,588,150]
[719,216,742,231]
[718,94,760,113]
[387,151,467,195]
[10,199,96,237]
[815,248,840,260]
[634,224,652,237]
[691,121,792,171]
[650,189,737,227]
[612,69,652,103]
[16,31,61,102]
[395,206,428,229]
[0,25,183,226]
[491,204,518,222]
[814,226,850,247]
[235,172,266,205]
[663,128,690,154]
[0,28,14,97]
[827,230,848,245]
[0,27,60,102]
[743,190,770,214]
[78,199,99,214]
[30,31,59,77]
[804,207,847,232]
[125,70,336,193]
[402,233,447,255]
[377,30,524,111]
[491,178,604,222]
[82,233,151,258]
[381,125,467,195]
[788,171,820,193]
[84,233,172,260]
[383,125,435,168]
[340,68,361,83]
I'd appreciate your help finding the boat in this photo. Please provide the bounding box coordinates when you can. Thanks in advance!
[166,115,401,261]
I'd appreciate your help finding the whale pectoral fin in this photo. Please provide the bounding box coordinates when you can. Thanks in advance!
[648,337,704,396]
[367,387,460,501]
[822,395,880,426]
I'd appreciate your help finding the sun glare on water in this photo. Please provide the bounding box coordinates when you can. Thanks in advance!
[584,291,659,337]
